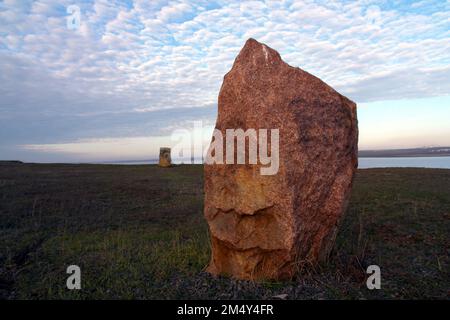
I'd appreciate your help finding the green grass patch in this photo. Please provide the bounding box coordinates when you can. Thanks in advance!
[0,164,448,299]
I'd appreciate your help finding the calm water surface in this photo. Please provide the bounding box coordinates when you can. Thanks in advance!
[101,156,450,169]
[358,156,450,169]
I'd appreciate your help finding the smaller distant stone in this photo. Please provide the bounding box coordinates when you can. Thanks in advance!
[159,147,171,167]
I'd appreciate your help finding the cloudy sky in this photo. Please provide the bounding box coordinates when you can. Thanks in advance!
[1,0,449,162]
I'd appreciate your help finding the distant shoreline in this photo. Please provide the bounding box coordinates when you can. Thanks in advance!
[358,146,450,158]
[1,147,450,164]
[358,153,450,158]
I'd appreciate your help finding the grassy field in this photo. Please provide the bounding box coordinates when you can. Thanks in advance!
[0,163,448,299]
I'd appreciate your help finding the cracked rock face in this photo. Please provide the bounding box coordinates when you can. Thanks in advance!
[204,38,358,280]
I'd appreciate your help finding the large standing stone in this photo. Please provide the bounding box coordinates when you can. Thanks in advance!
[204,39,358,280]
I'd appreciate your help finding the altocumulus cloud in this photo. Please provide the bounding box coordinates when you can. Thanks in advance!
[0,0,449,161]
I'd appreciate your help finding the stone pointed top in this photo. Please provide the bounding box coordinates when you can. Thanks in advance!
[224,38,356,109]
[232,38,283,69]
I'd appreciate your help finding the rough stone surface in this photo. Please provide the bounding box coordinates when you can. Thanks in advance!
[204,38,358,280]
[159,147,171,167]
